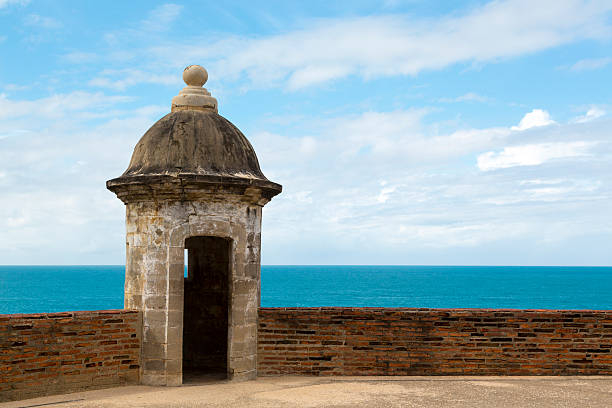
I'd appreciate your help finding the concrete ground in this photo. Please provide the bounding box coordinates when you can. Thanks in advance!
[3,376,612,408]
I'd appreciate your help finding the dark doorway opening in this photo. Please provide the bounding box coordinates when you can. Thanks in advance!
[183,236,230,382]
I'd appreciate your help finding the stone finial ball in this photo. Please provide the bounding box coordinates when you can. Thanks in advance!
[183,65,208,87]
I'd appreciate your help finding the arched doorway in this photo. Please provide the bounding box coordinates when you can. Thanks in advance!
[183,236,231,381]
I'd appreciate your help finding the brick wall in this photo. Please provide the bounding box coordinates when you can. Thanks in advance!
[258,308,612,376]
[0,310,141,402]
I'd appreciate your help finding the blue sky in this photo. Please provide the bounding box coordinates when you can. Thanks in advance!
[0,0,611,265]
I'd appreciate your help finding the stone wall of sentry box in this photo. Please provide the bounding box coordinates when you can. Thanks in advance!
[0,310,141,402]
[257,308,612,376]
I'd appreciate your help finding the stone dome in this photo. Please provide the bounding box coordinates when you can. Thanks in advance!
[107,65,281,198]
[121,110,268,180]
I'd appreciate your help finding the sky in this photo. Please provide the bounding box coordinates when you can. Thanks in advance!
[0,0,611,266]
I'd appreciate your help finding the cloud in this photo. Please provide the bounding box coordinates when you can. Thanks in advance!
[477,142,594,171]
[0,92,132,120]
[3,83,31,91]
[252,104,611,263]
[439,92,491,103]
[103,3,183,46]
[62,52,99,64]
[84,0,612,90]
[572,107,606,123]
[482,178,603,205]
[377,185,397,203]
[23,14,62,29]
[287,65,352,90]
[219,0,612,89]
[0,0,28,8]
[0,87,611,264]
[569,57,611,71]
[0,91,168,263]
[88,69,179,91]
[511,109,555,131]
[140,3,182,32]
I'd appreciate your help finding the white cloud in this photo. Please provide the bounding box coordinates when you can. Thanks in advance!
[519,178,566,186]
[511,109,555,131]
[0,91,167,263]
[287,65,352,90]
[572,107,606,123]
[252,106,612,263]
[214,0,612,89]
[377,186,396,203]
[103,3,183,47]
[62,52,99,64]
[3,83,31,91]
[86,0,612,90]
[0,92,132,120]
[439,92,491,103]
[396,222,530,248]
[23,14,62,29]
[0,0,28,8]
[477,142,594,171]
[140,3,182,32]
[1,88,611,263]
[89,69,179,91]
[570,57,611,71]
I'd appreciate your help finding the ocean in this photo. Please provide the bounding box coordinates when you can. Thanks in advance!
[0,265,611,314]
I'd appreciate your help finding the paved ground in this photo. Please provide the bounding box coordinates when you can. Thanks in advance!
[3,376,612,408]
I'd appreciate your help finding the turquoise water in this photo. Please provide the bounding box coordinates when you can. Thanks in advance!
[1,265,611,314]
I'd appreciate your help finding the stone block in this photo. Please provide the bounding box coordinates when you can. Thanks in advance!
[167,310,183,328]
[169,223,189,247]
[233,279,258,296]
[166,373,182,386]
[125,275,143,295]
[231,340,257,356]
[168,247,184,265]
[143,324,165,344]
[144,277,167,296]
[169,265,185,290]
[143,310,167,327]
[233,260,244,278]
[143,257,167,281]
[165,358,182,375]
[167,294,182,311]
[141,372,166,386]
[230,310,251,326]
[143,342,166,359]
[245,263,260,279]
[189,218,231,237]
[143,244,167,260]
[230,355,256,373]
[231,324,257,344]
[144,295,167,310]
[232,294,258,315]
[125,294,143,309]
[131,233,147,247]
[231,369,257,381]
[166,342,181,360]
[168,280,184,297]
[143,359,165,371]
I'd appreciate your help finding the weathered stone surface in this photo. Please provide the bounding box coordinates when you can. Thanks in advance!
[106,66,281,386]
[117,197,268,384]
[122,110,265,179]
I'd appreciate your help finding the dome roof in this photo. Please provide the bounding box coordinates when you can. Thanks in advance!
[121,110,267,180]
[107,65,281,199]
